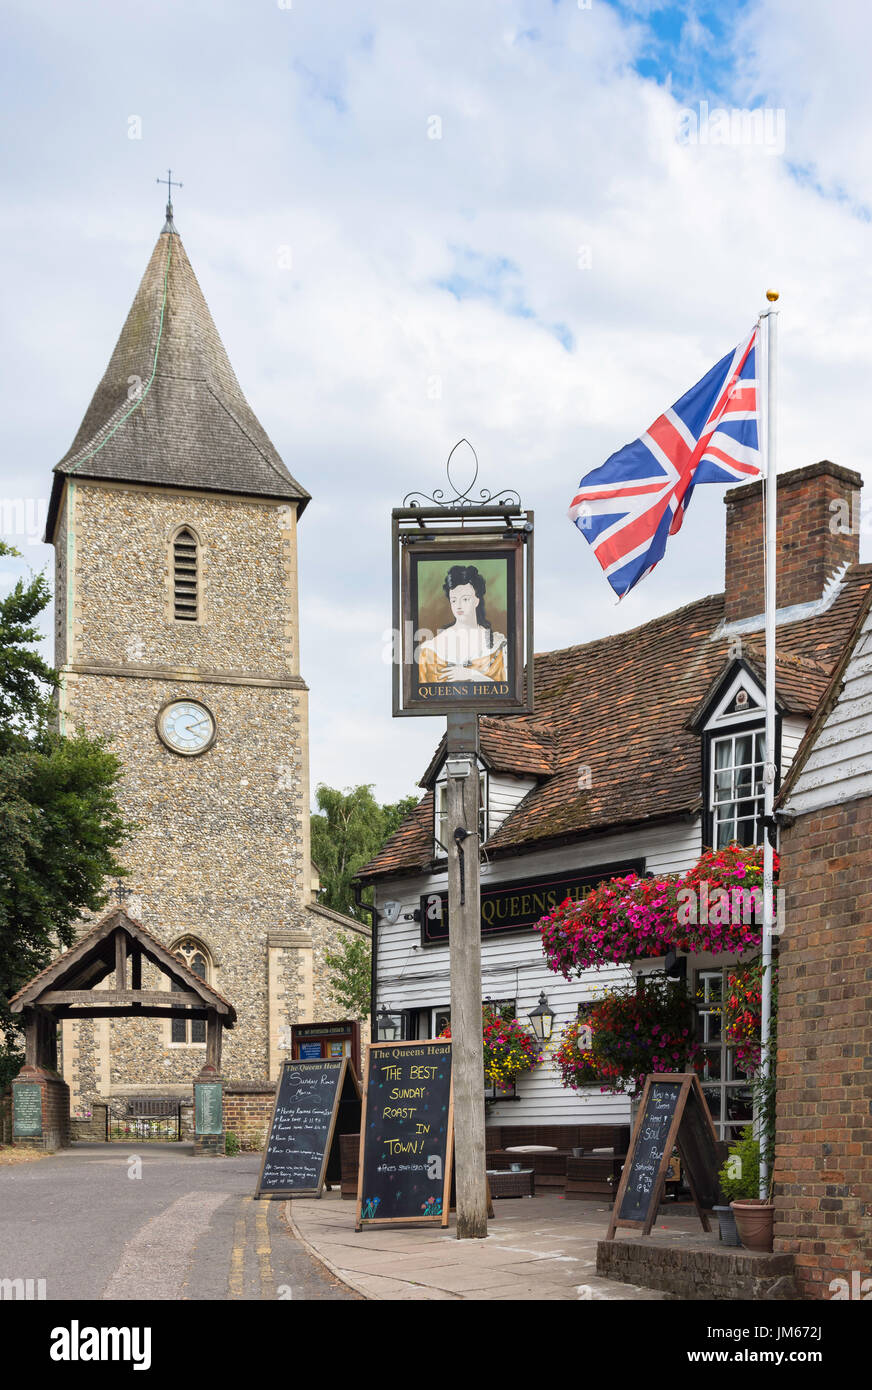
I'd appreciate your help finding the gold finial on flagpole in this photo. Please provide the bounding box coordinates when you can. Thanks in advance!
[765,289,779,301]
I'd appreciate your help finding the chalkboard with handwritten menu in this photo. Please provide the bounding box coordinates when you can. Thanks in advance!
[255,1057,361,1199]
[606,1072,720,1239]
[356,1041,453,1230]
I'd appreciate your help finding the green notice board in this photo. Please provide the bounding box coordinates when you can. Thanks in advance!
[194,1082,223,1135]
[13,1083,43,1137]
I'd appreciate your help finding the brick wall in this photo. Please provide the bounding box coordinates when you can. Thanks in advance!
[724,461,861,623]
[11,1069,71,1152]
[223,1081,275,1150]
[774,796,872,1299]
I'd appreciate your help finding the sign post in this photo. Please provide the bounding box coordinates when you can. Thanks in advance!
[390,440,533,1239]
[445,712,488,1237]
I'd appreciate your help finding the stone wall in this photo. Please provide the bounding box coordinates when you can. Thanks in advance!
[58,480,301,679]
[51,479,319,1100]
[774,796,872,1299]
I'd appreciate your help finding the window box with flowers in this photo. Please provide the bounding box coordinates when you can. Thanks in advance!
[440,1003,542,1098]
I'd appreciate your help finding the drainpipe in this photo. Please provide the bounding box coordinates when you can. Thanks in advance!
[353,880,378,1042]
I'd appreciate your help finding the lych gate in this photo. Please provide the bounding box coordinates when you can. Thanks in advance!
[7,907,237,1155]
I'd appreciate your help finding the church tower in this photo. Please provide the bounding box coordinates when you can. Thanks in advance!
[45,200,353,1113]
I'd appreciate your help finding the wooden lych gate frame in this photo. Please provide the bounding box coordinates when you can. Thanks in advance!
[9,906,237,1075]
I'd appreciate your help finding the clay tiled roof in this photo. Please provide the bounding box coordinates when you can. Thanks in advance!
[358,565,872,881]
[418,716,555,788]
[45,220,308,540]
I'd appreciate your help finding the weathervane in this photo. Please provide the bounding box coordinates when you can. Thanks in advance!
[156,168,183,221]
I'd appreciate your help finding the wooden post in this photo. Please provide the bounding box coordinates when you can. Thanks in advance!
[115,930,127,990]
[23,1009,38,1067]
[206,1014,223,1073]
[446,712,488,1239]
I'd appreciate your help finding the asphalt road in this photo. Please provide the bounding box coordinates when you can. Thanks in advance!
[0,1143,360,1302]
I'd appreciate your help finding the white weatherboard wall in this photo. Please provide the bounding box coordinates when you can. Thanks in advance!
[780,715,808,771]
[487,772,537,836]
[786,611,872,815]
[374,817,703,1127]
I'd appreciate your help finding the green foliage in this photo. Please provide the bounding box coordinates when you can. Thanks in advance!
[0,548,131,1046]
[718,1125,761,1201]
[323,932,372,1019]
[0,1045,23,1091]
[225,1131,240,1156]
[310,783,417,922]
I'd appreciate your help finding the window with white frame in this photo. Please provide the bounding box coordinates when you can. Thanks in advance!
[696,968,753,1142]
[434,763,487,858]
[710,729,765,848]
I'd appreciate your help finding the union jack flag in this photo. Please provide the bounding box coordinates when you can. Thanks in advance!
[569,327,762,599]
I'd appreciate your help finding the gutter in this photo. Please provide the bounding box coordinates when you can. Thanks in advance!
[353,880,378,1042]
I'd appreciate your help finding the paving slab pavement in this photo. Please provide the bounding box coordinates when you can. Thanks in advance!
[287,1189,696,1300]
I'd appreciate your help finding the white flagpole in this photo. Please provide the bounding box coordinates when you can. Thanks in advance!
[759,290,779,1198]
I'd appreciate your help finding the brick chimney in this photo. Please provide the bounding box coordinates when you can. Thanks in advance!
[723,461,862,623]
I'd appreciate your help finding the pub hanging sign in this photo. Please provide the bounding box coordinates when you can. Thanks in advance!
[419,860,645,947]
[392,523,534,718]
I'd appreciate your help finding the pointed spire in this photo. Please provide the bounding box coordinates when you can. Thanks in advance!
[157,169,182,235]
[46,218,309,538]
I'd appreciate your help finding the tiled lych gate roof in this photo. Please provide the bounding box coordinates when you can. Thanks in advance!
[45,216,308,540]
[358,565,872,882]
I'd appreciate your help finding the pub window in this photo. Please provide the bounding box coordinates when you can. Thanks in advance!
[434,764,488,858]
[709,729,765,848]
[695,968,753,1143]
[173,528,199,622]
[170,937,210,1045]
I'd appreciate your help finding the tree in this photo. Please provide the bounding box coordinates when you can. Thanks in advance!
[323,932,371,1019]
[310,782,417,922]
[0,544,131,1075]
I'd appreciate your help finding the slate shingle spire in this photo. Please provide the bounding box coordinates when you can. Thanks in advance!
[46,215,309,538]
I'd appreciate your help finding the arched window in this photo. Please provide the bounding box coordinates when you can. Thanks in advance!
[170,937,210,1044]
[173,528,199,621]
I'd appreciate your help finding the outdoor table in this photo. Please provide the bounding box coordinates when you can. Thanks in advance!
[486,1167,535,1198]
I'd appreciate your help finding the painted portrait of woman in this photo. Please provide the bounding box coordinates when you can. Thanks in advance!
[417,564,507,684]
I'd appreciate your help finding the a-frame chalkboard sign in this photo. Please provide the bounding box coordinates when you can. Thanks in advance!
[606,1072,721,1240]
[356,1040,454,1230]
[255,1057,361,1200]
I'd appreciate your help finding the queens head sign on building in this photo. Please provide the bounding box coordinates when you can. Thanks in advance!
[391,442,533,718]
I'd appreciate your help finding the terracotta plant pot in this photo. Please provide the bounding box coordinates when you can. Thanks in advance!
[730,1198,774,1252]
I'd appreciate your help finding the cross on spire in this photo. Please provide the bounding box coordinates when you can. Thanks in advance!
[157,169,182,231]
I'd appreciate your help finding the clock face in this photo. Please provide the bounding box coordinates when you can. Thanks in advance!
[156,700,216,756]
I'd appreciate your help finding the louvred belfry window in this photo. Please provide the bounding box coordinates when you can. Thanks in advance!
[173,529,198,621]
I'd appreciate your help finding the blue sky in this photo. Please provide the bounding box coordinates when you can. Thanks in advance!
[2,0,871,801]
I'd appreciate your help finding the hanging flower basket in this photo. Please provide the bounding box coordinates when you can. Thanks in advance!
[440,1006,542,1088]
[537,843,777,977]
[723,955,778,1076]
[554,977,700,1096]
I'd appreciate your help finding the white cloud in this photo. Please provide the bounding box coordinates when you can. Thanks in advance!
[1,0,869,803]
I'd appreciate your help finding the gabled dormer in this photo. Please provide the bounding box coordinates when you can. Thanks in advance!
[689,659,777,849]
[420,716,554,862]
